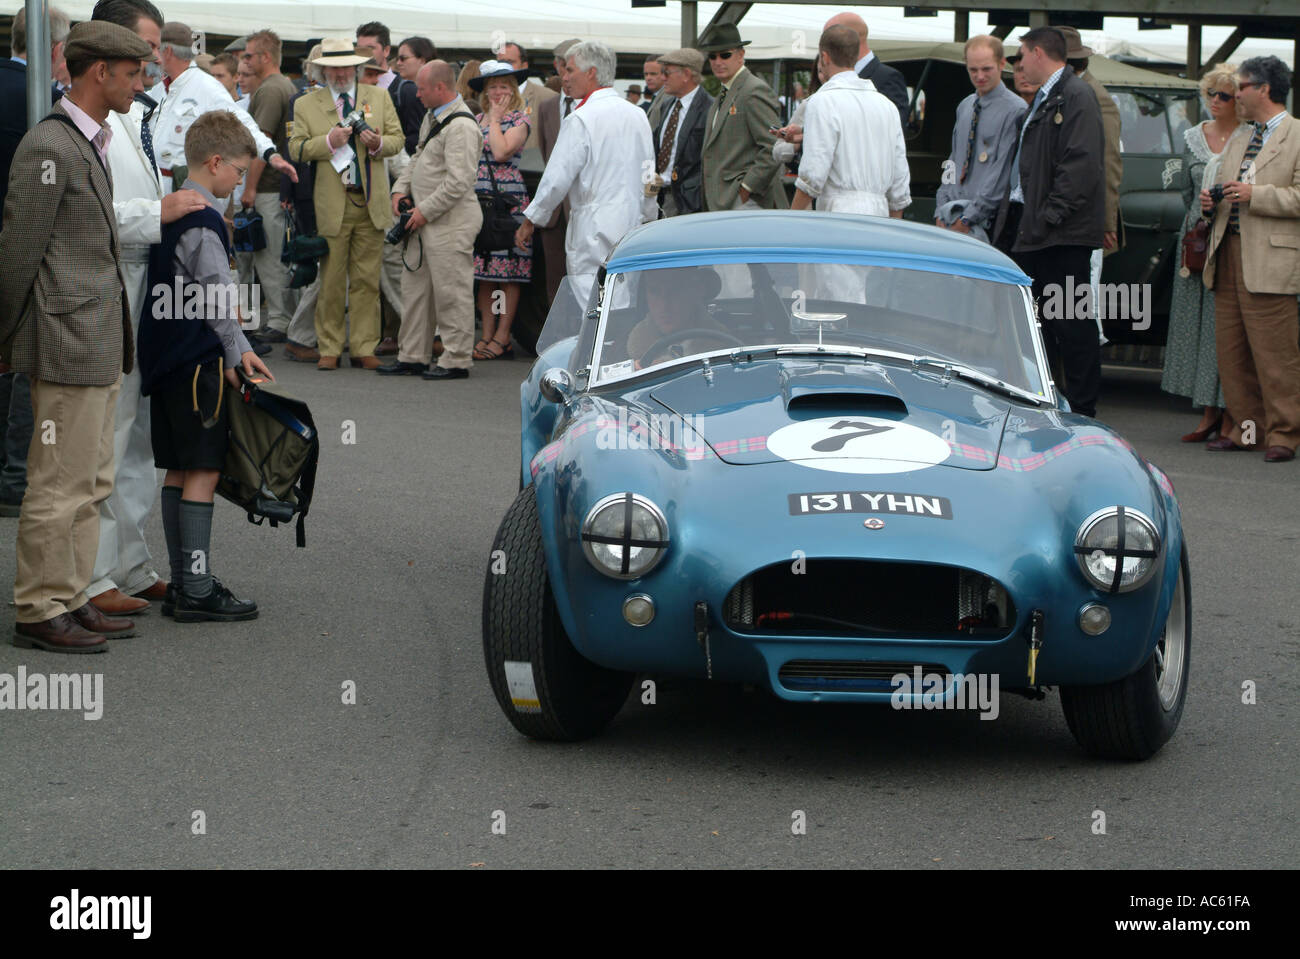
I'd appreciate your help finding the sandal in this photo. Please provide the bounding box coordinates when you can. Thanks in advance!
[475,337,514,361]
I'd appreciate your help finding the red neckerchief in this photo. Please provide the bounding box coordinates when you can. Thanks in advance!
[576,86,609,110]
[163,76,172,92]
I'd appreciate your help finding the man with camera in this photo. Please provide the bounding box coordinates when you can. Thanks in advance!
[380,61,481,379]
[288,39,403,371]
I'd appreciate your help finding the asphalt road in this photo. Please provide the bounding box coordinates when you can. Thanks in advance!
[1,357,1295,869]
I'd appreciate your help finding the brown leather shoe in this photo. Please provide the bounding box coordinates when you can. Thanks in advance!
[70,603,136,639]
[1264,445,1296,463]
[376,337,399,356]
[285,343,321,363]
[90,587,150,616]
[132,580,169,601]
[317,355,339,371]
[13,613,108,653]
[351,355,383,370]
[432,336,444,358]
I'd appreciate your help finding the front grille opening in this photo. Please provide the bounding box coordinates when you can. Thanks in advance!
[724,560,1015,639]
[778,659,949,692]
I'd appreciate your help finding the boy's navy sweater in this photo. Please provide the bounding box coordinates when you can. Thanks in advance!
[137,204,232,396]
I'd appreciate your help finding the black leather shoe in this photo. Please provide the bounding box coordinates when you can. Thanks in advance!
[174,580,258,622]
[245,335,274,357]
[161,583,178,618]
[258,328,288,343]
[376,361,429,376]
[421,366,468,380]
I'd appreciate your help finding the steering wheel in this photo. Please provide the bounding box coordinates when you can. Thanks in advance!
[640,328,746,366]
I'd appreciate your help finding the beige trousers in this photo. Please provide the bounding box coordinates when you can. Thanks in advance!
[317,199,384,359]
[14,374,122,622]
[399,234,476,370]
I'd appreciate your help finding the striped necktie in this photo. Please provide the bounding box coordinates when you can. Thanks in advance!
[1228,122,1265,234]
[960,97,982,184]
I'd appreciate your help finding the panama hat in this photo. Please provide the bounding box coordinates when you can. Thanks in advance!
[311,37,374,68]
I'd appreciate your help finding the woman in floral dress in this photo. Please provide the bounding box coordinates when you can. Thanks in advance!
[469,61,532,360]
[1161,65,1244,442]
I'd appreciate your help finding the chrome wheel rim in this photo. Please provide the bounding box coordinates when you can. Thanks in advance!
[1155,566,1187,711]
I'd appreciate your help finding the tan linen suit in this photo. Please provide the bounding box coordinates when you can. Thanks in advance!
[0,101,129,622]
[1202,112,1300,451]
[536,92,572,305]
[392,98,483,369]
[701,66,788,211]
[288,84,404,359]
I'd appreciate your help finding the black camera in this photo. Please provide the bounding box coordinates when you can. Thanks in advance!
[386,197,414,244]
[341,109,373,137]
[1208,184,1226,205]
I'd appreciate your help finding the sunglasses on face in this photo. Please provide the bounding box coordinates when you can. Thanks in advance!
[1209,91,1234,103]
[708,50,735,61]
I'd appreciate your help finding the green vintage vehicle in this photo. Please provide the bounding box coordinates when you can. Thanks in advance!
[508,42,1201,353]
[862,41,1202,347]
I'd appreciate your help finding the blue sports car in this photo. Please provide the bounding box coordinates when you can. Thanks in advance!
[483,212,1189,760]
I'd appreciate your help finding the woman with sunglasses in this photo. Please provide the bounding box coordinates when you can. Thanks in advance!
[1162,63,1245,443]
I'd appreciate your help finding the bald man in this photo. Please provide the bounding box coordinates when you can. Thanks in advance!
[825,11,909,130]
[384,61,483,379]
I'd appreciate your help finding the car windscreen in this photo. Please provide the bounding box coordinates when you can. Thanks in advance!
[590,261,1044,395]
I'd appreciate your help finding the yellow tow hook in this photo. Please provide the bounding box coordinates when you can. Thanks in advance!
[1027,609,1045,685]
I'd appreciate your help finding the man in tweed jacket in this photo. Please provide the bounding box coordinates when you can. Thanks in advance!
[0,21,149,653]
[699,24,788,211]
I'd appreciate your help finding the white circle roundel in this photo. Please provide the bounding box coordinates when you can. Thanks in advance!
[766,416,951,474]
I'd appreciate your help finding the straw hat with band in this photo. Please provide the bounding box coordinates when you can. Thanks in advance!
[311,37,375,68]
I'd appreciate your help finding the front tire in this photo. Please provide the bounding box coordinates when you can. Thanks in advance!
[1060,548,1191,760]
[482,486,634,740]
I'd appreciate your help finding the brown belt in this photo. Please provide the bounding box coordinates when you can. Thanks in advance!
[159,168,173,177]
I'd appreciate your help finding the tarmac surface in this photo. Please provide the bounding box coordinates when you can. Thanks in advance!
[1,356,1295,869]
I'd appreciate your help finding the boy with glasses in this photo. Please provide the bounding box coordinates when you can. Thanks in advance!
[137,111,274,622]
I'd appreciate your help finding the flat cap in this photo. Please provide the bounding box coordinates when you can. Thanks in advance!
[224,36,248,53]
[160,22,193,47]
[553,38,580,59]
[64,20,154,64]
[656,47,704,73]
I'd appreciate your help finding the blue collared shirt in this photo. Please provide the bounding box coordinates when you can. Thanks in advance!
[1258,109,1285,147]
[854,52,876,75]
[1009,65,1066,203]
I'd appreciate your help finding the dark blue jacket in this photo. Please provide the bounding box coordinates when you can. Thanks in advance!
[138,205,232,395]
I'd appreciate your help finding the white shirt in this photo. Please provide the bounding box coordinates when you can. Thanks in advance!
[657,85,700,184]
[106,98,164,260]
[524,87,657,299]
[795,71,910,215]
[152,62,275,194]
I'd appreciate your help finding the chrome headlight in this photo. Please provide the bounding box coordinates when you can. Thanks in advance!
[1074,507,1161,593]
[581,493,669,579]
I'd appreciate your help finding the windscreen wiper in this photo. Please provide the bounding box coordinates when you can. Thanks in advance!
[909,355,1045,405]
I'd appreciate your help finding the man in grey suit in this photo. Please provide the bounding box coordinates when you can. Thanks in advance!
[651,48,713,217]
[0,21,153,652]
[699,23,787,211]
